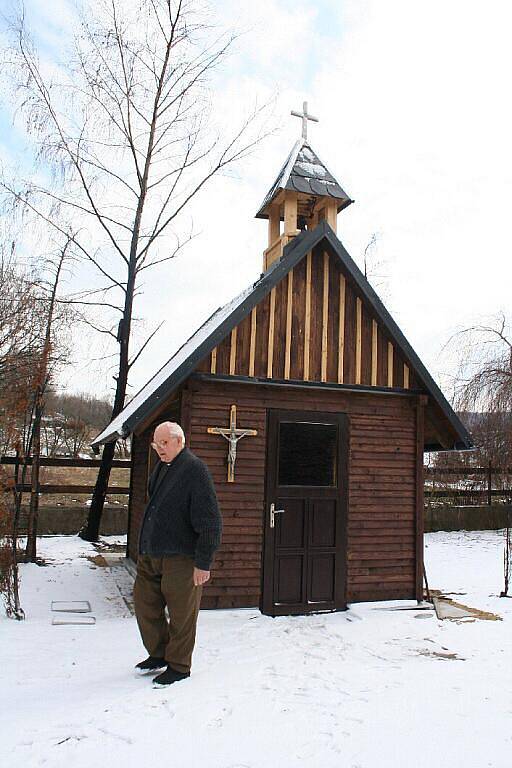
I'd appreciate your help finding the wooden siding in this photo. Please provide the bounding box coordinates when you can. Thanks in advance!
[128,431,151,561]
[181,379,419,609]
[202,248,414,391]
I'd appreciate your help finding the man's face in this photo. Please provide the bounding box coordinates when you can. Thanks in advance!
[151,425,183,463]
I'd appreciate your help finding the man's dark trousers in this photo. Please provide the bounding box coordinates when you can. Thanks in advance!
[134,554,202,674]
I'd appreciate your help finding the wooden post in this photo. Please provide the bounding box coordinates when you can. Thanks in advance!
[488,460,492,506]
[321,252,329,381]
[404,363,410,389]
[371,319,378,386]
[283,191,298,236]
[284,270,293,379]
[267,287,276,378]
[387,342,394,387]
[229,327,237,376]
[304,252,312,380]
[268,203,280,246]
[324,200,337,233]
[355,297,362,384]
[249,308,257,377]
[338,274,345,383]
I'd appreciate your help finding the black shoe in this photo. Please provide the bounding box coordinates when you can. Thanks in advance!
[152,665,190,687]
[135,655,167,673]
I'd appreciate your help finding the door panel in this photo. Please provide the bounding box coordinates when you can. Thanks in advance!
[309,554,335,603]
[310,499,336,548]
[276,497,306,549]
[275,554,304,605]
[262,409,348,616]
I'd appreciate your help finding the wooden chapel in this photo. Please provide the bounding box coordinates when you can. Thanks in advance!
[93,105,472,616]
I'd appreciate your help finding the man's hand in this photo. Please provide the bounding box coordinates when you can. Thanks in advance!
[193,567,210,586]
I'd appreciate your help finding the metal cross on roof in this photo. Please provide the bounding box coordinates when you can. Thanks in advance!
[291,101,319,141]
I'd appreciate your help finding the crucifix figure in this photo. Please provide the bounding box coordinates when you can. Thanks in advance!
[207,405,258,483]
[291,101,319,140]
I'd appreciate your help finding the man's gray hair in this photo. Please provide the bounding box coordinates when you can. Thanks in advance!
[158,421,185,445]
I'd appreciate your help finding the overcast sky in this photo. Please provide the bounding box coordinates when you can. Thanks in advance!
[2,0,512,406]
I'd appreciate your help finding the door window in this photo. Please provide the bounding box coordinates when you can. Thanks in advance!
[278,421,338,486]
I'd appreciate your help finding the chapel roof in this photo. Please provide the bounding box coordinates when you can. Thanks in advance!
[255,138,353,219]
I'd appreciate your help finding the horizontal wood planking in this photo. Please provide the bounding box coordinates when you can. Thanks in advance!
[127,378,419,607]
[185,379,418,607]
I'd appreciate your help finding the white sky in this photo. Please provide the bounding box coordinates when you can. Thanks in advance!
[2,0,512,405]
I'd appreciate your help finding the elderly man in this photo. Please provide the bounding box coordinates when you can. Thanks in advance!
[133,421,222,687]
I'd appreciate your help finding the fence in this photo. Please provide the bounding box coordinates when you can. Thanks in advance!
[0,455,131,495]
[2,455,512,511]
[425,464,512,507]
[1,455,132,535]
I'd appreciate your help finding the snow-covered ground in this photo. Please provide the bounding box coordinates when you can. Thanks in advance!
[2,531,512,768]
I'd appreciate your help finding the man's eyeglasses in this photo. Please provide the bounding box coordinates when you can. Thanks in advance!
[151,438,179,449]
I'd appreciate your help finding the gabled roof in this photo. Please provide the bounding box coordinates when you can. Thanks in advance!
[92,221,472,451]
[256,138,353,219]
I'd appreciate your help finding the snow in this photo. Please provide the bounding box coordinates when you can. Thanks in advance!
[2,531,512,767]
[296,160,327,178]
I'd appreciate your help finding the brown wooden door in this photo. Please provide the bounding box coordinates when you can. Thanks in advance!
[262,409,348,616]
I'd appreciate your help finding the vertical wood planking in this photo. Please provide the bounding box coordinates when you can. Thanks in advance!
[393,349,405,388]
[229,327,237,375]
[273,278,287,379]
[387,342,394,387]
[304,252,312,380]
[321,252,329,381]
[254,294,270,378]
[343,281,356,383]
[377,327,387,387]
[338,273,346,383]
[355,297,362,384]
[371,319,378,386]
[309,252,324,381]
[210,347,217,374]
[290,258,306,380]
[361,306,372,385]
[249,308,257,377]
[235,314,251,375]
[284,270,293,379]
[326,255,340,382]
[267,287,276,378]
[404,363,410,389]
[215,335,231,374]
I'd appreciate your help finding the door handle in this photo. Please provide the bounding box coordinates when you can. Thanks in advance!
[270,502,285,529]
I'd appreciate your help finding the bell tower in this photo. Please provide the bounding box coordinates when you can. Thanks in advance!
[256,102,353,271]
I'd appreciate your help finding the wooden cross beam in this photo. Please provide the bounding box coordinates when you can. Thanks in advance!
[291,101,319,141]
[207,404,257,483]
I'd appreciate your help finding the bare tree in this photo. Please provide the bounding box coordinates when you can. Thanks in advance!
[2,0,272,540]
[0,245,47,454]
[448,312,512,596]
[451,313,512,417]
[25,240,71,561]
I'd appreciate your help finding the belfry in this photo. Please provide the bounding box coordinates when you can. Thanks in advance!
[258,102,352,270]
[94,106,472,616]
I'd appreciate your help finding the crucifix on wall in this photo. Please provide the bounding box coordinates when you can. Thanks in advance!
[207,405,258,483]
